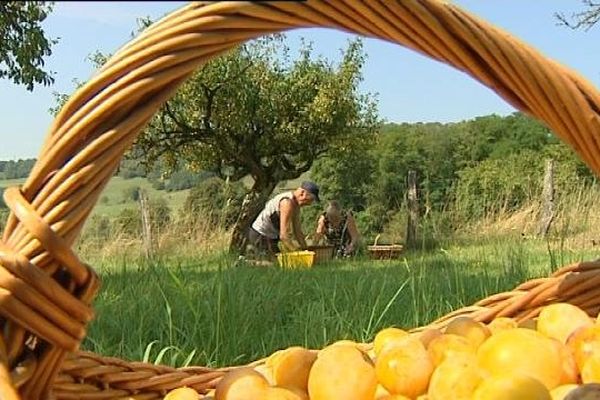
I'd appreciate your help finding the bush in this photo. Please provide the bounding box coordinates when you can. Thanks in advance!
[449,147,593,224]
[82,215,113,242]
[183,177,246,228]
[122,186,141,203]
[114,198,172,237]
[114,208,141,236]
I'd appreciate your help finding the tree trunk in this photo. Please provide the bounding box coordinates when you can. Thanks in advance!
[229,181,277,254]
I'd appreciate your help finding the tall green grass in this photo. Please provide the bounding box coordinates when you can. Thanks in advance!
[82,237,596,368]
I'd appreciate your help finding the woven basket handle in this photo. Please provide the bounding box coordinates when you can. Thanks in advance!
[2,1,600,398]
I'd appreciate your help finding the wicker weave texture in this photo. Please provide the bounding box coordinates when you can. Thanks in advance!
[1,1,599,399]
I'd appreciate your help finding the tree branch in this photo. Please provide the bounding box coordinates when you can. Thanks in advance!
[555,1,600,30]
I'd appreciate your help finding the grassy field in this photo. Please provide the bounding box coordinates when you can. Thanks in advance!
[92,176,189,218]
[2,173,308,218]
[82,236,597,368]
[0,176,189,218]
[4,173,600,372]
[0,178,25,189]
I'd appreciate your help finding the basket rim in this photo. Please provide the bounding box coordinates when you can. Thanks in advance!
[4,0,600,398]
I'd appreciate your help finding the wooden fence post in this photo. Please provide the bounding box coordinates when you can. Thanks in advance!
[406,170,419,249]
[538,159,555,237]
[139,188,154,258]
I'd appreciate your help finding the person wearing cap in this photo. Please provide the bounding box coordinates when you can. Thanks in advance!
[247,181,320,258]
[314,200,360,258]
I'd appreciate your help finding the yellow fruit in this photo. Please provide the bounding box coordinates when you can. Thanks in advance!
[567,325,600,371]
[427,354,481,400]
[537,303,593,344]
[487,317,518,334]
[330,339,358,347]
[476,328,562,389]
[418,328,443,348]
[518,318,538,330]
[271,347,317,392]
[378,395,412,400]
[267,348,295,368]
[444,316,491,348]
[308,345,377,400]
[550,339,579,385]
[582,354,600,384]
[214,368,268,400]
[376,336,434,398]
[373,328,409,356]
[264,386,308,400]
[164,387,200,400]
[427,334,475,367]
[374,384,391,399]
[317,340,359,358]
[253,364,275,385]
[472,373,551,400]
[550,384,579,400]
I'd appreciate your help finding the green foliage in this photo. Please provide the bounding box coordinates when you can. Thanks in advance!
[0,2,57,90]
[117,159,148,180]
[135,34,380,190]
[114,198,172,236]
[182,177,247,228]
[0,159,36,180]
[452,151,543,221]
[451,143,594,222]
[160,169,215,192]
[336,112,597,238]
[122,186,141,203]
[84,215,112,242]
[311,141,377,213]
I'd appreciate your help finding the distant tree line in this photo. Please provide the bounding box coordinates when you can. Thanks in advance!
[0,159,36,180]
[309,112,597,241]
[116,158,216,192]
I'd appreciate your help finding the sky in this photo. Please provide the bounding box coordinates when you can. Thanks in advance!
[1,1,599,160]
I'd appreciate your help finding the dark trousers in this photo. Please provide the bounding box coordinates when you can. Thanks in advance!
[247,227,279,258]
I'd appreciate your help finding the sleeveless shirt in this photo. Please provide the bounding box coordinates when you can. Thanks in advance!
[251,191,295,239]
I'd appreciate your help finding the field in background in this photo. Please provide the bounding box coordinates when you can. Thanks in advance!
[1,174,309,217]
[0,178,25,188]
[92,177,189,217]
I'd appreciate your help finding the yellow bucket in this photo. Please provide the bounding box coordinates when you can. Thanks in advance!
[276,251,316,269]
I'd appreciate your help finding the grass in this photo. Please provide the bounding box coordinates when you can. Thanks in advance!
[0,178,25,188]
[92,176,189,218]
[1,176,189,218]
[82,236,597,368]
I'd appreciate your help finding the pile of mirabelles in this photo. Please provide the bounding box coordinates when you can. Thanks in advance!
[164,302,600,400]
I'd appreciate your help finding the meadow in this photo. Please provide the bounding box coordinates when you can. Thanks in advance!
[3,174,600,370]
[81,234,597,369]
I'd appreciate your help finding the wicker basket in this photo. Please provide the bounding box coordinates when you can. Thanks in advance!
[2,1,600,399]
[307,245,335,264]
[368,235,404,259]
